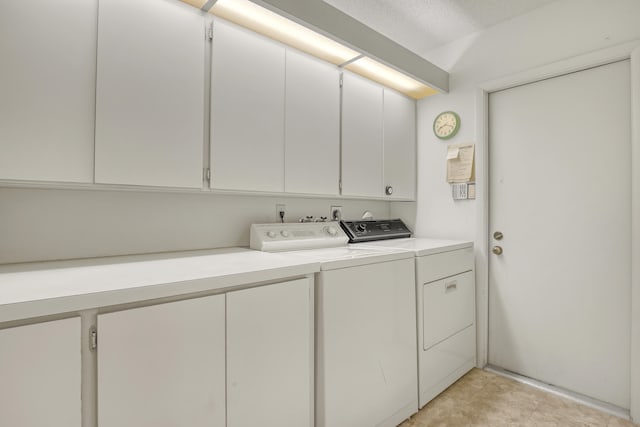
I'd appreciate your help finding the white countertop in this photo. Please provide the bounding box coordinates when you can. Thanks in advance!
[353,238,473,257]
[275,245,415,271]
[0,247,320,323]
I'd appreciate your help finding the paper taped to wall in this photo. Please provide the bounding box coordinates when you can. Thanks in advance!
[447,143,475,183]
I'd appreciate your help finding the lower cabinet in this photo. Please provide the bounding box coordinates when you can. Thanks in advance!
[97,277,313,427]
[227,278,313,427]
[98,295,227,427]
[0,317,82,427]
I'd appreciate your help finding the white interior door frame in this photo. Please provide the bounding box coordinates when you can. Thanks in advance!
[474,40,640,420]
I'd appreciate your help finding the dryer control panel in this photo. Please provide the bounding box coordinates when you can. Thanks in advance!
[250,222,348,252]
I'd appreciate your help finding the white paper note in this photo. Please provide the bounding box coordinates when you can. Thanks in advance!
[446,146,460,160]
[447,143,475,183]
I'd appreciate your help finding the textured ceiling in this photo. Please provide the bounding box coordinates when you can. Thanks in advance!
[322,0,558,58]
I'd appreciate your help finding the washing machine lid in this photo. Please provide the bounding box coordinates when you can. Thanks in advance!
[280,245,413,270]
[355,237,473,257]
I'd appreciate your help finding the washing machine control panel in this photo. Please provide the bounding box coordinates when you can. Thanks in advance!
[340,219,412,243]
[250,222,348,252]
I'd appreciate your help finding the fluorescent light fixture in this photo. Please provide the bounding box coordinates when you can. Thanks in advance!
[345,56,439,99]
[180,0,208,8]
[179,0,439,99]
[210,0,359,66]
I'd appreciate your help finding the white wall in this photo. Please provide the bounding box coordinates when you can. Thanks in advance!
[394,0,640,240]
[0,188,389,264]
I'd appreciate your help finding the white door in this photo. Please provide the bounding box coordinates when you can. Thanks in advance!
[211,20,285,192]
[95,0,205,188]
[488,60,631,408]
[0,318,81,427]
[0,0,96,183]
[341,71,384,197]
[383,88,416,200]
[226,279,313,427]
[98,296,226,427]
[284,49,340,196]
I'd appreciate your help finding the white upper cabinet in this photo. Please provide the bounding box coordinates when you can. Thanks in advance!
[383,89,416,200]
[341,71,416,200]
[0,318,81,427]
[95,0,205,188]
[211,20,286,192]
[0,0,96,183]
[341,71,384,198]
[284,50,340,195]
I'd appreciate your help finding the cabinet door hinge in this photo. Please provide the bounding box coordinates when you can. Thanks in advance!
[206,22,214,41]
[90,327,98,351]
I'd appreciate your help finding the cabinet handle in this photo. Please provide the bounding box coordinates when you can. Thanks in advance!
[445,280,457,291]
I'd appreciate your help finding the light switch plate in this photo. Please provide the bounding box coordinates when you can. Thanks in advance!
[467,183,476,199]
[452,183,468,200]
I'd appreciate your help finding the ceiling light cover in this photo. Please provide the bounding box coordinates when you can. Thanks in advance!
[345,56,438,99]
[210,0,359,65]
[180,0,208,8]
[178,0,440,99]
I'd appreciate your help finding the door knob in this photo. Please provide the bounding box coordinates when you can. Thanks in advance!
[492,246,503,255]
[493,231,503,240]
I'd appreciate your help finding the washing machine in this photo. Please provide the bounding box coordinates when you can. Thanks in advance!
[344,220,476,408]
[250,222,418,427]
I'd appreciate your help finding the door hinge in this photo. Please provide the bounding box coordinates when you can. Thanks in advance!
[339,180,342,192]
[339,74,343,88]
[206,23,213,41]
[90,327,98,351]
[204,167,211,183]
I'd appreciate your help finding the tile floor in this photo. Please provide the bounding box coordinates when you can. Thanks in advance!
[399,369,637,427]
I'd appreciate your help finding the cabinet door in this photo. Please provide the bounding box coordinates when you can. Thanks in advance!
[98,296,226,427]
[0,0,96,183]
[384,89,416,200]
[0,318,81,427]
[285,50,340,195]
[95,0,205,188]
[227,278,313,427]
[211,20,285,192]
[341,71,384,197]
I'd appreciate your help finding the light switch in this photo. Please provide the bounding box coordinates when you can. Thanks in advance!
[451,183,468,200]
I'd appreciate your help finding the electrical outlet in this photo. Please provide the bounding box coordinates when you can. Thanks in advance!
[276,204,286,223]
[330,206,342,221]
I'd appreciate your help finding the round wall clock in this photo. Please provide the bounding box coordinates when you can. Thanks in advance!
[433,111,460,140]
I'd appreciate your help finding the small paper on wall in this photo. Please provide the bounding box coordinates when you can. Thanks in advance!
[446,146,460,160]
[447,143,475,183]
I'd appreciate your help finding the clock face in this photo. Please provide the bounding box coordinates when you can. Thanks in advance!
[433,111,460,139]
